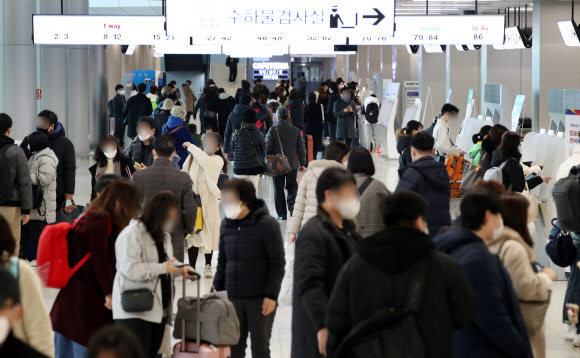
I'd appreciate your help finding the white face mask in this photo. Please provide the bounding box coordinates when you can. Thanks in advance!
[162,221,176,233]
[492,217,504,241]
[527,221,536,236]
[119,90,126,96]
[0,316,9,345]
[138,132,151,141]
[223,202,244,220]
[103,149,117,159]
[337,198,361,220]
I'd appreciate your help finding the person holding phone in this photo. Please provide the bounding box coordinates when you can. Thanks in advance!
[113,191,197,358]
[124,116,156,169]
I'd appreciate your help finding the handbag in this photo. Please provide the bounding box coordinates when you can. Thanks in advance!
[459,163,483,194]
[519,292,551,337]
[264,126,292,177]
[194,194,203,233]
[120,276,160,313]
[545,219,577,267]
[55,200,84,224]
[31,184,45,215]
[521,183,540,221]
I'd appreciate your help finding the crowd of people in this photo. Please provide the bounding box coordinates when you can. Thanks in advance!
[0,74,579,358]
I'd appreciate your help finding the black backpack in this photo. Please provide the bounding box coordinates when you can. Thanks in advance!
[365,102,380,124]
[108,99,115,117]
[225,56,231,66]
[0,144,14,205]
[553,165,580,232]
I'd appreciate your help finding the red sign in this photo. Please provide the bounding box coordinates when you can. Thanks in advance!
[37,89,42,100]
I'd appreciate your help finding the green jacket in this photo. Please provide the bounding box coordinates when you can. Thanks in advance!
[468,142,482,166]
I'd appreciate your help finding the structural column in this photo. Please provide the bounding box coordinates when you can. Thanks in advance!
[0,0,38,140]
[88,45,108,146]
[531,0,541,132]
[39,0,68,130]
[67,0,90,154]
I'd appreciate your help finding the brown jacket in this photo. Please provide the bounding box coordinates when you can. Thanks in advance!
[183,86,197,112]
[132,158,197,261]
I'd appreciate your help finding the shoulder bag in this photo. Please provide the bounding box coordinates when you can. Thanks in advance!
[120,274,160,313]
[545,218,577,267]
[265,126,292,177]
[242,129,268,174]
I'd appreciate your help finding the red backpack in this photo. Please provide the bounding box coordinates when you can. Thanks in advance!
[37,214,109,288]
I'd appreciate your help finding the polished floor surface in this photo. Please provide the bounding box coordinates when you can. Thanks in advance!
[39,156,580,357]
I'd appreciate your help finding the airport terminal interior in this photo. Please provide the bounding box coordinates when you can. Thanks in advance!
[6,0,580,357]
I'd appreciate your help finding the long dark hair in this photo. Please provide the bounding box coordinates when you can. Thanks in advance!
[396,120,423,137]
[472,125,492,144]
[499,131,522,162]
[94,135,125,167]
[317,86,329,102]
[87,178,141,232]
[140,192,180,244]
[205,132,228,173]
[500,193,534,247]
[489,124,509,149]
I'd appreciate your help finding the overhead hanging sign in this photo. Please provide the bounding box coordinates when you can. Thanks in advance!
[361,15,505,45]
[33,15,189,45]
[165,0,395,45]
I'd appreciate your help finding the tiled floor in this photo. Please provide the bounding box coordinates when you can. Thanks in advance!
[39,156,580,357]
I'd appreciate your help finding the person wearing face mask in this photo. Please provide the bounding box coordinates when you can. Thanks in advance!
[124,117,156,169]
[485,193,555,358]
[89,135,135,200]
[292,167,360,358]
[434,191,533,358]
[287,141,350,242]
[113,192,197,358]
[490,131,548,193]
[51,179,141,358]
[111,84,127,145]
[432,103,465,161]
[181,133,228,278]
[396,132,451,237]
[326,191,476,358]
[162,105,197,169]
[0,215,55,357]
[0,267,48,358]
[326,82,341,143]
[333,87,358,146]
[213,179,285,358]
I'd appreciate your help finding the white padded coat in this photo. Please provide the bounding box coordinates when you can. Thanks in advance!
[28,148,58,223]
[288,159,345,235]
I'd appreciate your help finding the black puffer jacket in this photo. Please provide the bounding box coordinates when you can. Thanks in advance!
[480,137,495,175]
[122,93,153,139]
[396,156,451,236]
[326,227,476,358]
[490,150,543,192]
[20,124,76,208]
[213,200,285,300]
[153,110,171,136]
[230,125,265,175]
[289,98,306,130]
[396,134,413,175]
[223,104,253,152]
[123,137,155,167]
[292,210,359,358]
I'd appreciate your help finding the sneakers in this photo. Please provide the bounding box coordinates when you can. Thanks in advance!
[277,216,287,221]
[204,264,213,278]
[565,324,577,341]
[573,335,580,347]
[376,149,383,154]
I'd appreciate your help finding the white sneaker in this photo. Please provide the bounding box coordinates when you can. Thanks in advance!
[573,335,580,347]
[204,264,213,278]
[28,260,37,267]
[566,324,577,341]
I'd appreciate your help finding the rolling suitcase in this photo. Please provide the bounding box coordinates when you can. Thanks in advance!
[173,271,232,358]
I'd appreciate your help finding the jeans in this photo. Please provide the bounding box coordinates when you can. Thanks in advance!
[55,332,86,358]
[230,297,276,358]
[229,66,238,82]
[116,317,167,358]
[339,138,353,146]
[273,169,298,219]
[113,117,125,146]
[564,244,580,333]
[328,122,337,143]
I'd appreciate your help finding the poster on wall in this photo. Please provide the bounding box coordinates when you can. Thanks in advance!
[511,95,525,131]
[565,109,580,158]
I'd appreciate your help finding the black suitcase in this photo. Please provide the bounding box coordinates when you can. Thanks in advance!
[553,166,580,232]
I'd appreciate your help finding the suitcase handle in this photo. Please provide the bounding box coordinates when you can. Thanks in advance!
[181,271,202,353]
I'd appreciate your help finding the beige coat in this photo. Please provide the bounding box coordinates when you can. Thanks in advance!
[11,259,55,357]
[182,145,224,253]
[288,159,344,235]
[486,226,551,358]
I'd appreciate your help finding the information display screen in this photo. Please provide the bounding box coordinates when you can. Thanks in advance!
[33,15,189,45]
[166,0,395,45]
[369,15,505,45]
[558,20,580,47]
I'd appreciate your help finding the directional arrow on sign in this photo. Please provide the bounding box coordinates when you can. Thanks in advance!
[363,8,385,26]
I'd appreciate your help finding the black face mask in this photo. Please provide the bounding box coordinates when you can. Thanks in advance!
[37,127,49,134]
